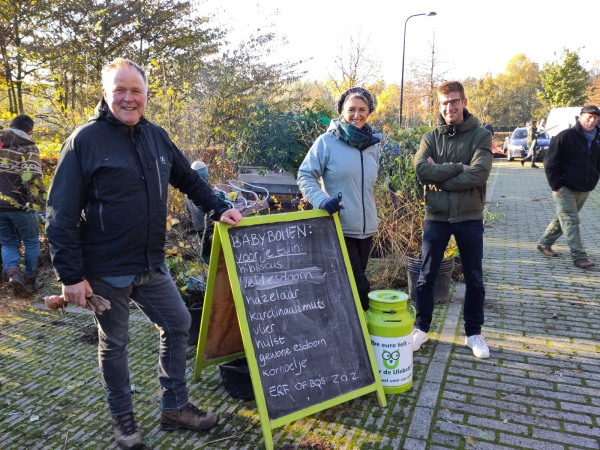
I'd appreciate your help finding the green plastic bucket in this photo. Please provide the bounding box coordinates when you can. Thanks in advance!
[366,290,415,394]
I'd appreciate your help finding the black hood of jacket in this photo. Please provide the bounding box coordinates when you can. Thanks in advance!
[436,109,479,136]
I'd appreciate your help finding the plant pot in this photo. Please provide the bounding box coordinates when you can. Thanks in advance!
[405,256,454,305]
[187,307,203,346]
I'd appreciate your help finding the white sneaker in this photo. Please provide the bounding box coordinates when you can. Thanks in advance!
[412,329,429,352]
[465,334,490,359]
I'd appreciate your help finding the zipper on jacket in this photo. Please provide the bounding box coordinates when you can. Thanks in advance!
[94,178,105,231]
[156,159,162,200]
[361,151,366,234]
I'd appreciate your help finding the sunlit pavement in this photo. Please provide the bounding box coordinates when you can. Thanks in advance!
[0,158,598,449]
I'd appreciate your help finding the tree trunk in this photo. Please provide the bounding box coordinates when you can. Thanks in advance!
[7,82,15,115]
[0,42,16,114]
[71,75,76,111]
[64,75,69,112]
[16,79,23,114]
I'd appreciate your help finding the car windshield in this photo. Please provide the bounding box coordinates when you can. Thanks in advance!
[539,132,549,139]
[513,129,527,139]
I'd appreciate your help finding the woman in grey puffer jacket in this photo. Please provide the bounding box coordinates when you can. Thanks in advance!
[297,87,380,311]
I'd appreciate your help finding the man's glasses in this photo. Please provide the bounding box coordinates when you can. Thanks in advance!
[440,99,462,108]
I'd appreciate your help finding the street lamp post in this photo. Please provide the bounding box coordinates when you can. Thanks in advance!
[399,12,436,126]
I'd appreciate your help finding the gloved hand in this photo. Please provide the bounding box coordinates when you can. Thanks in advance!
[320,197,343,215]
[44,292,111,315]
[84,292,111,314]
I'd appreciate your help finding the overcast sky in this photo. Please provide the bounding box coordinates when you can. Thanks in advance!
[201,0,600,84]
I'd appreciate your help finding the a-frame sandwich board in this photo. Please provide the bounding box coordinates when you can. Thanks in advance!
[193,209,386,449]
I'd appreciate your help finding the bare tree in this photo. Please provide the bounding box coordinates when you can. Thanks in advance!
[326,29,383,97]
[408,30,452,123]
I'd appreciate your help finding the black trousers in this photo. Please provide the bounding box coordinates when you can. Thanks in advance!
[344,236,373,311]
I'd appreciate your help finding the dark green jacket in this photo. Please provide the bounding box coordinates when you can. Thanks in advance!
[527,125,539,147]
[415,110,493,223]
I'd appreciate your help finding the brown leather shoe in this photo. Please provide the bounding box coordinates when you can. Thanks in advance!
[111,412,144,449]
[6,268,28,298]
[537,245,558,257]
[160,403,218,431]
[574,258,595,269]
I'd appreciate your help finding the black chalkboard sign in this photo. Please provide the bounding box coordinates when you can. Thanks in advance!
[193,210,385,450]
[228,215,376,420]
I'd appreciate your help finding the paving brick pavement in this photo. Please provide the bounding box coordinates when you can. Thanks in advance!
[0,159,599,449]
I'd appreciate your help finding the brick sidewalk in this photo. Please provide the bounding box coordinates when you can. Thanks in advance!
[405,160,600,450]
[0,159,599,449]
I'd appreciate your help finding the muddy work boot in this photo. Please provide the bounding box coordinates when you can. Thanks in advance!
[6,268,27,298]
[574,258,595,269]
[160,403,218,432]
[537,245,558,257]
[24,272,43,294]
[111,412,144,450]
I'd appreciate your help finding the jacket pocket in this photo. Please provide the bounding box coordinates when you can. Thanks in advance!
[424,190,448,215]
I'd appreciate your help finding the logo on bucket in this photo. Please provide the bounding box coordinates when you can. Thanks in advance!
[382,350,400,369]
[370,335,413,387]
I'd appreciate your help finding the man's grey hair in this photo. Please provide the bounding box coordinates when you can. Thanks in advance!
[102,58,148,87]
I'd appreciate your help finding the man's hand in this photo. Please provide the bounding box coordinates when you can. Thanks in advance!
[62,279,93,309]
[427,157,434,163]
[220,209,242,226]
[554,187,564,195]
[45,291,111,315]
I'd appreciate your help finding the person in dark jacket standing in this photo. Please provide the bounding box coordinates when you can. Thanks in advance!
[521,119,540,168]
[0,114,46,296]
[413,81,493,359]
[46,58,242,450]
[537,106,600,269]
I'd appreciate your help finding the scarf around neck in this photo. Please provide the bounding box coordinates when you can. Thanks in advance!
[583,127,597,143]
[336,118,374,150]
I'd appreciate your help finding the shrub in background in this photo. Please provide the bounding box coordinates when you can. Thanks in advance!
[369,125,430,290]
[230,104,328,175]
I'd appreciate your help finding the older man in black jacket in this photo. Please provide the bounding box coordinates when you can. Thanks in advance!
[537,105,600,269]
[46,58,242,450]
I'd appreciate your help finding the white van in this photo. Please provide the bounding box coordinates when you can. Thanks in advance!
[544,107,582,138]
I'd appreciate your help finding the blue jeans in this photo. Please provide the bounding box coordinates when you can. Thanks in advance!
[0,211,40,275]
[88,270,192,417]
[415,220,485,337]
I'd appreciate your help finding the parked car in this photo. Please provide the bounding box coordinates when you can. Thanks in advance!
[503,127,550,161]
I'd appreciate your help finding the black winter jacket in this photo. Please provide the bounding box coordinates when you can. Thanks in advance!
[544,122,600,192]
[46,101,229,285]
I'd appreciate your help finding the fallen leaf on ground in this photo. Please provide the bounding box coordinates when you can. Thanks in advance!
[465,436,477,448]
[479,430,493,440]
[299,436,331,450]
